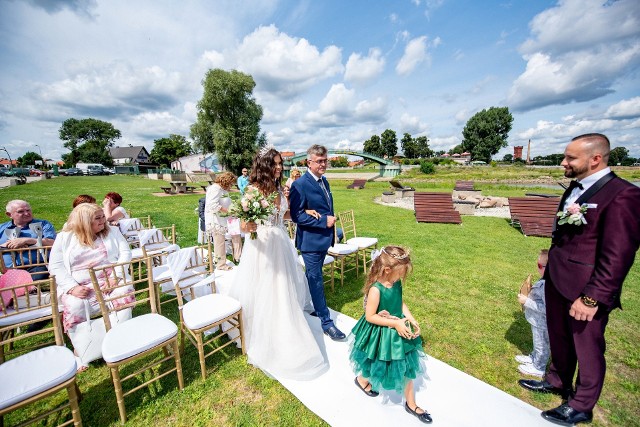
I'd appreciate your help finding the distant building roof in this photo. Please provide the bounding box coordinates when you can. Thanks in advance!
[109,146,150,162]
[280,151,295,159]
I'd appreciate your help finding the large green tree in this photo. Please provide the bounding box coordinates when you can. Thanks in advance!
[59,118,120,166]
[193,69,264,174]
[363,135,383,157]
[461,107,513,163]
[608,146,629,166]
[400,133,417,158]
[381,129,397,158]
[17,151,43,167]
[414,136,432,158]
[150,134,194,167]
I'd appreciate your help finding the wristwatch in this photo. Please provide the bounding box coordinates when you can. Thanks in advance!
[581,295,598,307]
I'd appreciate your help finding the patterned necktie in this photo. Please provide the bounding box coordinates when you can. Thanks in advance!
[318,178,332,211]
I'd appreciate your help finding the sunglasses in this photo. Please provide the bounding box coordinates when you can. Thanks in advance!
[537,262,546,269]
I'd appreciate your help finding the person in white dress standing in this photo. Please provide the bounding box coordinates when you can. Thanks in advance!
[229,146,328,380]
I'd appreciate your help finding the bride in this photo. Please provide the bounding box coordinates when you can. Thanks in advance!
[229,146,328,380]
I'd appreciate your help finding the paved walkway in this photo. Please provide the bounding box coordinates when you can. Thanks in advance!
[0,176,52,189]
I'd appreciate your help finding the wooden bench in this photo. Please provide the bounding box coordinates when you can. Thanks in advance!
[347,179,367,189]
[454,180,475,191]
[185,186,196,193]
[414,192,462,224]
[200,185,209,192]
[508,196,560,237]
[160,187,173,194]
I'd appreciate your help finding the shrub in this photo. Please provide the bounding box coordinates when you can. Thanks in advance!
[420,161,435,174]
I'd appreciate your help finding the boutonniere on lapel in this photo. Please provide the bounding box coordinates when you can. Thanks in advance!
[557,203,588,226]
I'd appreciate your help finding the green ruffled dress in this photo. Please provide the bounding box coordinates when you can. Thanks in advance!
[349,281,426,394]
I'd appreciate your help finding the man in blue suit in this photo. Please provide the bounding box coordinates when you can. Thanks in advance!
[289,145,346,341]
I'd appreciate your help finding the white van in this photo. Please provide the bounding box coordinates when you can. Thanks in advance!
[76,163,104,175]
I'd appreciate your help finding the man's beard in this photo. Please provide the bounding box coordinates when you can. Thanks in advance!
[564,164,588,178]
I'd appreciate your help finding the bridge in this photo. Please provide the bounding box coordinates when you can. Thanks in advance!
[284,149,401,178]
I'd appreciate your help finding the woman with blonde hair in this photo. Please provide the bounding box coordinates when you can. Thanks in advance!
[205,171,242,270]
[48,203,133,371]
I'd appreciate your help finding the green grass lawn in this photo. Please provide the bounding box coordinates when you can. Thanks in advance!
[2,171,638,426]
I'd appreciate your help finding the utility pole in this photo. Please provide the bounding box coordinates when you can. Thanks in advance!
[0,147,13,172]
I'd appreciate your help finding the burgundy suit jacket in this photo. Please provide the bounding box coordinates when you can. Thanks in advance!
[548,174,640,310]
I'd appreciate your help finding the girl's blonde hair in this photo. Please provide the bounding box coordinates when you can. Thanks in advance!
[215,171,237,190]
[363,245,412,295]
[63,203,110,247]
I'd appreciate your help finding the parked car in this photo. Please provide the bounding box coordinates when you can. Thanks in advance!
[5,168,30,177]
[29,168,44,176]
[64,167,83,176]
[87,165,106,175]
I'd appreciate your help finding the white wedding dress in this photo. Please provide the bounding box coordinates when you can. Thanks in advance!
[229,190,328,380]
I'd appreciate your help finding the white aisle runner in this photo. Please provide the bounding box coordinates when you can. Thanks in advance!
[215,272,548,427]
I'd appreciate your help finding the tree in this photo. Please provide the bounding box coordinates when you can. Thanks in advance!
[193,69,264,174]
[502,154,513,162]
[381,129,397,158]
[414,136,432,158]
[608,146,629,166]
[190,111,215,154]
[150,134,194,167]
[17,151,42,167]
[59,118,121,166]
[401,133,418,158]
[461,107,513,163]
[363,135,383,157]
[330,156,349,167]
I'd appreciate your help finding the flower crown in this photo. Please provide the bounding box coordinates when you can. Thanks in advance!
[371,246,410,261]
[258,143,277,158]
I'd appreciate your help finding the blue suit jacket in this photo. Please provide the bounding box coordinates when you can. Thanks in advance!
[289,172,335,252]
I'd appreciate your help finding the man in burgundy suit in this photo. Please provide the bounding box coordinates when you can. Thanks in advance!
[519,133,640,426]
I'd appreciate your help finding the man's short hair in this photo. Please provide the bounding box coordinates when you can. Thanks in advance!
[6,200,30,214]
[307,144,327,159]
[572,133,610,163]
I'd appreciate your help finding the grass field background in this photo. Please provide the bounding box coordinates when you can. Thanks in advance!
[1,166,638,426]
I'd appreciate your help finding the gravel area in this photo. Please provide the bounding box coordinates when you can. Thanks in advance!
[374,197,512,218]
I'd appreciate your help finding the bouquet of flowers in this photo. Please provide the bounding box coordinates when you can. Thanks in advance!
[224,187,277,239]
[557,203,588,226]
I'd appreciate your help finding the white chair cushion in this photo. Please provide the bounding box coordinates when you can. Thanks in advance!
[0,306,53,327]
[130,247,143,259]
[0,346,76,410]
[328,243,359,255]
[182,294,241,330]
[102,313,177,363]
[346,237,378,248]
[151,265,171,282]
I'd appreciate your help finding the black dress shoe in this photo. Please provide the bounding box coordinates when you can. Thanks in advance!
[405,402,433,424]
[26,320,48,333]
[309,311,318,317]
[518,379,571,399]
[323,325,346,341]
[541,403,592,426]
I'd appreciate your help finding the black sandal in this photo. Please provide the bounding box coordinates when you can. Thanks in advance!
[354,377,379,397]
[405,402,433,424]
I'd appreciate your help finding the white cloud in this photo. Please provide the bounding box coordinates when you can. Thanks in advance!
[235,25,343,98]
[399,113,429,134]
[304,84,387,127]
[344,48,385,85]
[34,62,184,119]
[127,111,190,140]
[605,97,640,119]
[396,36,429,76]
[509,0,640,112]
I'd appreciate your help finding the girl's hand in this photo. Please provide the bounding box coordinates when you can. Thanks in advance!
[517,293,527,305]
[69,285,90,299]
[305,209,321,220]
[377,309,399,320]
[394,318,413,339]
[241,220,257,233]
[409,319,421,338]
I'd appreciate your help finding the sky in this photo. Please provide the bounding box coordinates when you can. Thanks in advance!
[1,0,639,164]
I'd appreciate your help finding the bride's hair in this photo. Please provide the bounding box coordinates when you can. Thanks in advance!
[249,147,282,196]
[362,245,412,297]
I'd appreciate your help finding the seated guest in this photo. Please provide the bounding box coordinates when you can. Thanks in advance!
[205,171,242,270]
[48,203,133,372]
[72,194,96,208]
[0,199,56,279]
[102,192,129,225]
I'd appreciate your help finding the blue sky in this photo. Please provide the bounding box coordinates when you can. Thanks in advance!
[1,0,639,163]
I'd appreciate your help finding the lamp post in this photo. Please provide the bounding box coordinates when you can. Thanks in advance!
[0,147,13,172]
[34,144,44,167]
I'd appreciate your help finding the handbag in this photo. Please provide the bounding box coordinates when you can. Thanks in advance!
[67,298,132,367]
